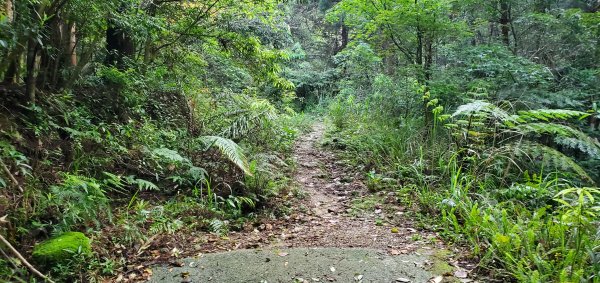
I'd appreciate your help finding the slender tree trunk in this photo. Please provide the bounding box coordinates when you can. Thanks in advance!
[68,24,77,66]
[25,38,39,103]
[340,24,348,51]
[4,0,13,20]
[499,0,511,46]
[2,0,18,83]
[105,3,135,69]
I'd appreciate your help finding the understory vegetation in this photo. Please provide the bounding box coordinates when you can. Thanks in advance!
[1,0,599,282]
[320,0,600,282]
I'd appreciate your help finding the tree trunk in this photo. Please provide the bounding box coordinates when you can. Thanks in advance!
[499,0,511,46]
[68,24,77,67]
[340,24,348,51]
[25,38,39,104]
[105,3,135,69]
[2,0,17,83]
[4,0,13,21]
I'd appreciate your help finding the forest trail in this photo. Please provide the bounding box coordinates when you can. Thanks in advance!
[148,122,459,282]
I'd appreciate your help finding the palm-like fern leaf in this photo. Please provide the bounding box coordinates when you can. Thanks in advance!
[198,136,251,175]
[513,142,593,182]
[514,123,600,158]
[452,100,517,125]
[517,109,589,122]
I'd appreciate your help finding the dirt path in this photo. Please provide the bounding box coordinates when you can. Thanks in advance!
[148,123,463,282]
[271,122,440,251]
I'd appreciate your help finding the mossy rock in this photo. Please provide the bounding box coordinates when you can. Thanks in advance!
[32,232,91,266]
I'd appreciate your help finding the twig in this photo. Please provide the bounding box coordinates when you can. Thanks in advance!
[0,246,24,277]
[0,159,24,193]
[0,234,55,283]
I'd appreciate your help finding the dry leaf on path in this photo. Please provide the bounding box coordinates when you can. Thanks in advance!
[454,269,468,278]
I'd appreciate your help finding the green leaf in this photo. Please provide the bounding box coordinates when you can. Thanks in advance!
[198,136,251,175]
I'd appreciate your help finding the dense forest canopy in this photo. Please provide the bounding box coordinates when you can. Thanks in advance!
[0,0,599,282]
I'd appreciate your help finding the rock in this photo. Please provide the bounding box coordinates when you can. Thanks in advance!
[32,232,91,266]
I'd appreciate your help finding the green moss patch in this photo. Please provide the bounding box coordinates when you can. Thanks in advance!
[32,232,91,266]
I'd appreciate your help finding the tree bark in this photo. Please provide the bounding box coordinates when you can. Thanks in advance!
[24,38,39,104]
[2,0,17,84]
[340,24,348,51]
[499,0,511,46]
[105,3,135,69]
[4,0,13,21]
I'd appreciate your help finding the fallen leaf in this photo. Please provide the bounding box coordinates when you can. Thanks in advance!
[143,268,153,276]
[454,269,468,278]
[391,227,399,233]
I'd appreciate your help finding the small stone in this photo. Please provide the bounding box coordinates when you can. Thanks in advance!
[396,278,411,282]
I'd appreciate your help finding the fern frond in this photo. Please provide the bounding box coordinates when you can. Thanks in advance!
[198,136,251,175]
[452,100,493,117]
[152,148,191,164]
[132,178,159,191]
[517,109,589,122]
[514,142,593,183]
[221,97,278,139]
[452,100,516,124]
[514,123,600,158]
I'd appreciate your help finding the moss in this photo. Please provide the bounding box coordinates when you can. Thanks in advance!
[32,232,91,266]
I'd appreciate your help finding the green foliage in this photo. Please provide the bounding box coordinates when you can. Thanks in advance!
[199,136,250,175]
[46,174,111,233]
[440,171,600,282]
[448,100,600,184]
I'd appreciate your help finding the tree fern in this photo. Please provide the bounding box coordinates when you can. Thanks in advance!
[452,100,516,123]
[513,142,593,182]
[450,100,599,183]
[198,136,251,175]
[220,97,278,140]
[514,123,600,158]
[517,109,589,122]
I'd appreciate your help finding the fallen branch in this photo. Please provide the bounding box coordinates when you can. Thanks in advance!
[0,233,55,283]
[0,159,24,193]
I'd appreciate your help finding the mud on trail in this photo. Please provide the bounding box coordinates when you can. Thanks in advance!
[148,123,470,283]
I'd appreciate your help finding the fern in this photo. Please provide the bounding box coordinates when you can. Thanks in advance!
[450,101,599,183]
[452,100,516,122]
[129,177,159,191]
[513,142,593,182]
[514,123,600,158]
[207,218,228,236]
[517,109,589,122]
[198,136,251,175]
[220,96,278,140]
[152,148,190,164]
